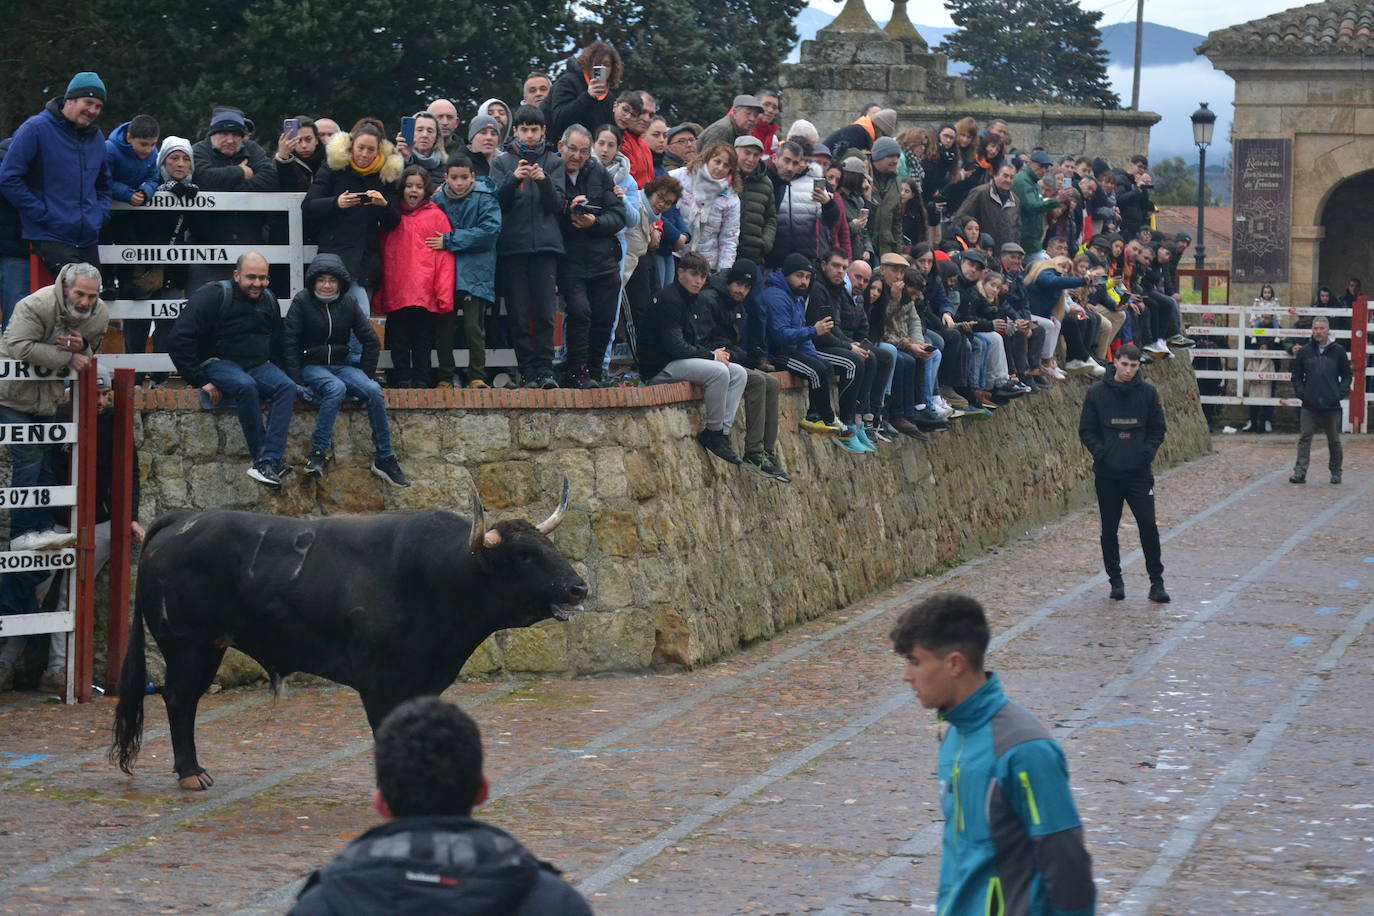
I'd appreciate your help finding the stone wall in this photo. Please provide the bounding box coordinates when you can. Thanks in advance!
[127,358,1210,683]
[898,104,1159,167]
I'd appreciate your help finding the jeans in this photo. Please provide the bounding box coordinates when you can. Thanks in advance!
[202,360,296,463]
[873,342,899,399]
[889,347,917,417]
[301,364,393,459]
[347,286,371,366]
[1,256,28,333]
[0,404,57,616]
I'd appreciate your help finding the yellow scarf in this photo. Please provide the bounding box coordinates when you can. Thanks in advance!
[350,154,384,177]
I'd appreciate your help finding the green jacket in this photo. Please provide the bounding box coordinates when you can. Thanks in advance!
[0,263,109,417]
[737,166,777,266]
[871,169,903,257]
[1013,167,1059,254]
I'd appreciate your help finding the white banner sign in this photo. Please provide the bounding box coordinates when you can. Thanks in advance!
[0,360,74,381]
[0,485,76,508]
[0,547,76,571]
[0,424,76,445]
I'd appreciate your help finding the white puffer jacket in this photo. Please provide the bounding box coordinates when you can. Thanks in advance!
[669,167,741,272]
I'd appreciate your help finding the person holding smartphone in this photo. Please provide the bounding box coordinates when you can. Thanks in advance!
[543,41,620,144]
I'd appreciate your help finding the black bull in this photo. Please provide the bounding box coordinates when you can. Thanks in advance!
[110,481,589,790]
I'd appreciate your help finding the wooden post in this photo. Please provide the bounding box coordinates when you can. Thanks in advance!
[73,364,98,703]
[1351,296,1368,433]
[105,368,136,691]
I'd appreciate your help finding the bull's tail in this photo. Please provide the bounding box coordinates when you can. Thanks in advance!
[109,542,161,774]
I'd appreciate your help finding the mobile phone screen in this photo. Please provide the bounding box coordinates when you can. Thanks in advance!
[283,118,299,139]
[401,116,416,148]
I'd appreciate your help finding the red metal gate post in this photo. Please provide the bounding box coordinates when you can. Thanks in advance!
[1351,296,1368,433]
[73,364,98,703]
[105,368,136,691]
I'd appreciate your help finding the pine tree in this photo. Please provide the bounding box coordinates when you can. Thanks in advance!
[937,0,1119,109]
[575,0,807,125]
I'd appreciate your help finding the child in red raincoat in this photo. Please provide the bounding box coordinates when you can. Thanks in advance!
[375,165,455,387]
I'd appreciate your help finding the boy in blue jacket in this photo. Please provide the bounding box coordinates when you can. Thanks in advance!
[428,154,501,388]
[105,114,161,300]
[891,593,1095,916]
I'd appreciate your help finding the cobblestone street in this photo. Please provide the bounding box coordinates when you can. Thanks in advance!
[2,438,1371,914]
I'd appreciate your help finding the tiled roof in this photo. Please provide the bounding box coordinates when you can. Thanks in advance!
[1198,1,1374,57]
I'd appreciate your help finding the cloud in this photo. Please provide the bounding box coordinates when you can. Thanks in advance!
[1105,60,1235,161]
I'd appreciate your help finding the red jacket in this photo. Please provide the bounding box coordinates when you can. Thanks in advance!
[752,119,780,160]
[374,200,455,315]
[621,130,654,188]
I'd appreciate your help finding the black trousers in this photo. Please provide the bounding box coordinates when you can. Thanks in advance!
[387,306,436,385]
[930,323,967,387]
[499,253,558,378]
[782,351,837,422]
[815,345,863,421]
[559,269,620,375]
[1095,472,1164,583]
[33,241,100,277]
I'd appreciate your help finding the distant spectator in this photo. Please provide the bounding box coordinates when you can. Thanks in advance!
[273,116,324,192]
[106,114,159,208]
[545,41,622,144]
[314,118,340,148]
[523,72,552,108]
[664,123,700,171]
[697,94,764,151]
[375,165,455,388]
[869,137,905,258]
[592,124,641,375]
[613,92,653,187]
[168,252,294,487]
[188,106,280,289]
[835,255,899,442]
[291,697,593,916]
[0,137,27,332]
[784,119,819,151]
[733,135,777,357]
[751,90,782,160]
[430,153,501,389]
[635,252,748,466]
[555,125,626,388]
[620,174,682,323]
[1289,317,1351,486]
[670,142,741,273]
[824,106,897,162]
[284,253,409,486]
[692,259,790,480]
[952,163,1020,251]
[642,117,669,173]
[766,141,839,268]
[489,105,565,388]
[395,111,446,184]
[425,99,461,154]
[464,115,501,178]
[0,71,111,276]
[808,247,880,452]
[476,99,513,146]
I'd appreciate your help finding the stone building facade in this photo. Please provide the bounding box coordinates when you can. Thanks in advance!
[1201,0,1374,305]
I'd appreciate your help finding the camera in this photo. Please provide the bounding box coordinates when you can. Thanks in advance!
[573,202,603,216]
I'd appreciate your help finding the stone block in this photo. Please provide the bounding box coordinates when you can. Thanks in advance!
[188,463,261,509]
[569,607,655,672]
[592,446,628,500]
[532,449,596,511]
[315,467,388,515]
[476,460,538,509]
[550,412,607,447]
[514,412,551,450]
[458,637,503,678]
[623,448,661,500]
[500,622,569,673]
[593,509,641,556]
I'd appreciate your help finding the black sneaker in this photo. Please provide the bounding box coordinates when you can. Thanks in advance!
[1108,578,1125,601]
[1331,471,1342,485]
[303,449,330,477]
[371,456,411,487]
[1148,581,1171,603]
[247,460,281,487]
[697,429,742,465]
[539,375,560,390]
[1289,473,1306,484]
[761,452,792,482]
[276,460,295,478]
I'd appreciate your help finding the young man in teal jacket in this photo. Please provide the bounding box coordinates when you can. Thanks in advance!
[891,593,1095,915]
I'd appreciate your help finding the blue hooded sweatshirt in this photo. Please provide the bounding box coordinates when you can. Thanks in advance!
[105,121,159,204]
[0,99,111,247]
[761,268,817,357]
[935,672,1095,916]
[431,176,501,304]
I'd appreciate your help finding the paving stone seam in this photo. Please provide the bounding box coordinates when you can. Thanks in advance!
[1109,593,1374,915]
[813,466,1373,914]
[572,459,1301,899]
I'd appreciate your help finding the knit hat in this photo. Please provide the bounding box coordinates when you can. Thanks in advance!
[468,114,500,141]
[978,233,995,250]
[785,119,819,144]
[871,108,898,137]
[156,136,194,179]
[95,365,113,389]
[871,136,901,161]
[782,252,814,276]
[65,71,106,102]
[842,156,868,176]
[726,259,757,285]
[207,106,249,137]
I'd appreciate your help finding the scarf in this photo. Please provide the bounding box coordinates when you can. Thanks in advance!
[350,153,384,177]
[604,151,631,188]
[440,181,471,202]
[410,146,443,174]
[686,166,729,244]
[316,290,340,304]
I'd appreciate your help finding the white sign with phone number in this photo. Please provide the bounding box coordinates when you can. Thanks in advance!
[0,485,76,508]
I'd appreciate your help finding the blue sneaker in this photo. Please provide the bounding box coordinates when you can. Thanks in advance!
[852,425,878,452]
[837,434,869,454]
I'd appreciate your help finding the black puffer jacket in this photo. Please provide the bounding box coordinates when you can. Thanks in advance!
[542,64,614,150]
[805,273,856,349]
[636,279,713,381]
[692,272,747,363]
[1291,340,1352,411]
[283,253,380,380]
[168,280,284,387]
[302,133,404,287]
[737,166,777,265]
[1078,369,1167,478]
[489,142,565,256]
[556,157,625,279]
[290,816,592,916]
[189,136,278,246]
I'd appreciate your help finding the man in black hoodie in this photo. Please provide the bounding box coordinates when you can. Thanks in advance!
[1289,317,1351,485]
[291,697,592,915]
[1078,345,1170,603]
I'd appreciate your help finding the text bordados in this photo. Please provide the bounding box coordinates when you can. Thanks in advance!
[148,193,218,209]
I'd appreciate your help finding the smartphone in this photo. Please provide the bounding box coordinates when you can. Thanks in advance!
[519,148,539,163]
[813,178,826,193]
[1060,176,1071,189]
[283,118,299,139]
[401,116,416,148]
[858,208,870,219]
[592,65,608,82]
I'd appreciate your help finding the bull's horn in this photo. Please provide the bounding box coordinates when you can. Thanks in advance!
[469,481,501,549]
[536,478,570,535]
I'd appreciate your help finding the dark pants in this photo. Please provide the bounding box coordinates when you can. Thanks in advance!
[1063,315,1093,362]
[560,270,620,375]
[500,253,558,379]
[1095,472,1164,583]
[860,345,894,415]
[624,257,657,362]
[889,347,918,417]
[741,368,779,456]
[930,323,967,388]
[32,241,99,278]
[387,306,436,386]
[202,360,296,463]
[782,351,837,423]
[1294,407,1342,475]
[815,345,863,421]
[1006,324,1046,378]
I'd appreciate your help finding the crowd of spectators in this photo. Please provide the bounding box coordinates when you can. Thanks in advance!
[0,56,1215,485]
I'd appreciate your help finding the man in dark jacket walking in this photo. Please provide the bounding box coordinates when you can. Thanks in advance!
[1078,345,1170,602]
[0,72,111,276]
[554,126,626,388]
[284,254,409,486]
[1289,317,1352,485]
[168,252,296,487]
[291,696,592,915]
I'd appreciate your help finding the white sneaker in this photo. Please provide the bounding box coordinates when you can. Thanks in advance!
[1090,362,1106,378]
[10,529,78,553]
[1064,359,1094,375]
[932,396,954,418]
[1047,366,1067,380]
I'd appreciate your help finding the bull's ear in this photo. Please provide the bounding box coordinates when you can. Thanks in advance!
[469,481,491,551]
[536,477,570,535]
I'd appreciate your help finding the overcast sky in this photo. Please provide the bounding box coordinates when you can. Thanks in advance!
[807,0,1299,39]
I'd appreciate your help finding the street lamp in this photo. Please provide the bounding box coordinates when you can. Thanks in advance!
[1190,102,1216,283]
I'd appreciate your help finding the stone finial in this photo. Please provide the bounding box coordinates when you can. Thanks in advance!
[819,0,883,34]
[884,1,930,51]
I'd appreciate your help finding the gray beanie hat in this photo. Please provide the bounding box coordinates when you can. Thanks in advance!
[468,114,500,141]
[872,136,902,161]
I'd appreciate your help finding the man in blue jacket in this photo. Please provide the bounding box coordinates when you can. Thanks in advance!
[0,71,111,276]
[890,592,1095,916]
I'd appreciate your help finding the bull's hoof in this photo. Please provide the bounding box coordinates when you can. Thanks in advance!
[177,770,215,791]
